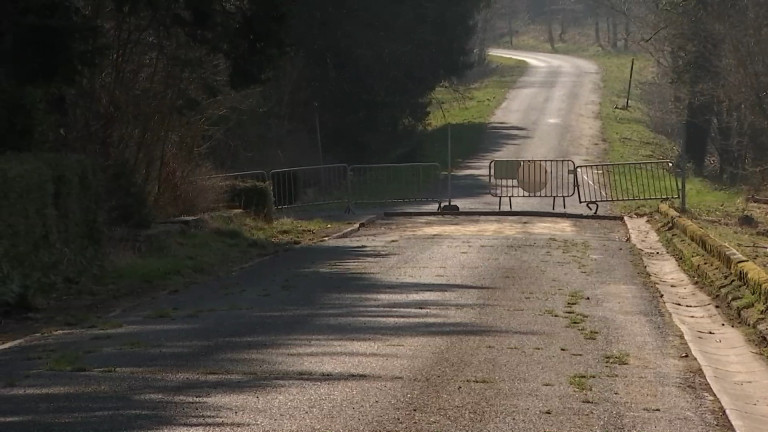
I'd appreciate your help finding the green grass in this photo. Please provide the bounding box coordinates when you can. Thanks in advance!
[145,308,174,319]
[45,351,89,372]
[420,56,527,169]
[590,52,745,216]
[509,28,747,218]
[603,351,631,365]
[568,314,587,326]
[566,290,584,306]
[105,214,341,287]
[96,320,123,330]
[569,373,596,392]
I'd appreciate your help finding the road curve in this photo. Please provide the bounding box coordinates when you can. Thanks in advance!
[450,49,603,212]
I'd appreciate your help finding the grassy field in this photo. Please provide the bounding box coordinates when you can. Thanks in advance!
[420,55,527,169]
[511,27,767,265]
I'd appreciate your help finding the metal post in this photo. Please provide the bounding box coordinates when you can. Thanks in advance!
[448,124,452,205]
[625,58,635,110]
[442,124,460,211]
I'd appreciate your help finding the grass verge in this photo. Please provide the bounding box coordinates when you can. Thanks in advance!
[104,213,343,287]
[512,29,746,217]
[420,55,527,169]
[0,212,347,343]
[512,28,768,278]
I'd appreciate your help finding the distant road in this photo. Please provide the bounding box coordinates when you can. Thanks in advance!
[450,49,603,212]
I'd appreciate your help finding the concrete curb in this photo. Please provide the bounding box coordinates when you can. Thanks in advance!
[658,204,768,341]
[323,215,379,241]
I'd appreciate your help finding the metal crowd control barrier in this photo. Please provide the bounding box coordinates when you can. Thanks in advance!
[348,163,443,212]
[576,160,679,214]
[270,164,349,209]
[489,160,577,210]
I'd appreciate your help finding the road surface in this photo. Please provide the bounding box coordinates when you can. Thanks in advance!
[0,51,735,431]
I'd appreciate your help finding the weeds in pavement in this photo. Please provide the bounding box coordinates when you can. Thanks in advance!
[45,351,89,372]
[145,308,174,319]
[566,291,585,306]
[97,321,123,330]
[604,351,631,365]
[569,373,596,392]
[465,377,496,384]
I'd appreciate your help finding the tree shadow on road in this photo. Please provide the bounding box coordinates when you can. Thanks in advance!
[0,243,535,432]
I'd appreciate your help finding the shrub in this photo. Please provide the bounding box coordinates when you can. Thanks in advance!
[226,180,275,222]
[103,161,153,228]
[0,153,104,309]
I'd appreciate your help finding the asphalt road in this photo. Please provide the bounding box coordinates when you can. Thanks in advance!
[0,217,732,431]
[0,51,735,431]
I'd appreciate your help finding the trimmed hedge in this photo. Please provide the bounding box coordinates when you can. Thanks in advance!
[227,180,275,222]
[0,154,103,309]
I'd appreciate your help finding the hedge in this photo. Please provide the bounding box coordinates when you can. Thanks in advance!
[227,180,275,222]
[0,153,104,309]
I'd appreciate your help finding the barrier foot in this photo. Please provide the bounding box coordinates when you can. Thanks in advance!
[586,202,599,215]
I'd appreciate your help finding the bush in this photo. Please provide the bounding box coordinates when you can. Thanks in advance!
[0,153,104,310]
[227,180,275,222]
[104,161,153,228]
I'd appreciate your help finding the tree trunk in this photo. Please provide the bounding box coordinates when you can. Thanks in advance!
[559,16,566,43]
[623,16,630,50]
[594,16,604,49]
[685,95,713,175]
[611,15,619,49]
[606,17,612,48]
[547,15,556,51]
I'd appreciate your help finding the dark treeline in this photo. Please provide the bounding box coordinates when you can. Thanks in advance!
[486,0,633,52]
[1,0,487,220]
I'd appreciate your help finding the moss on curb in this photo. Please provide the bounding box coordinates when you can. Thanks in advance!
[658,204,768,344]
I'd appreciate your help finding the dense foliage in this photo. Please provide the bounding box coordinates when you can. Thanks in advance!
[1,0,488,220]
[0,154,103,309]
